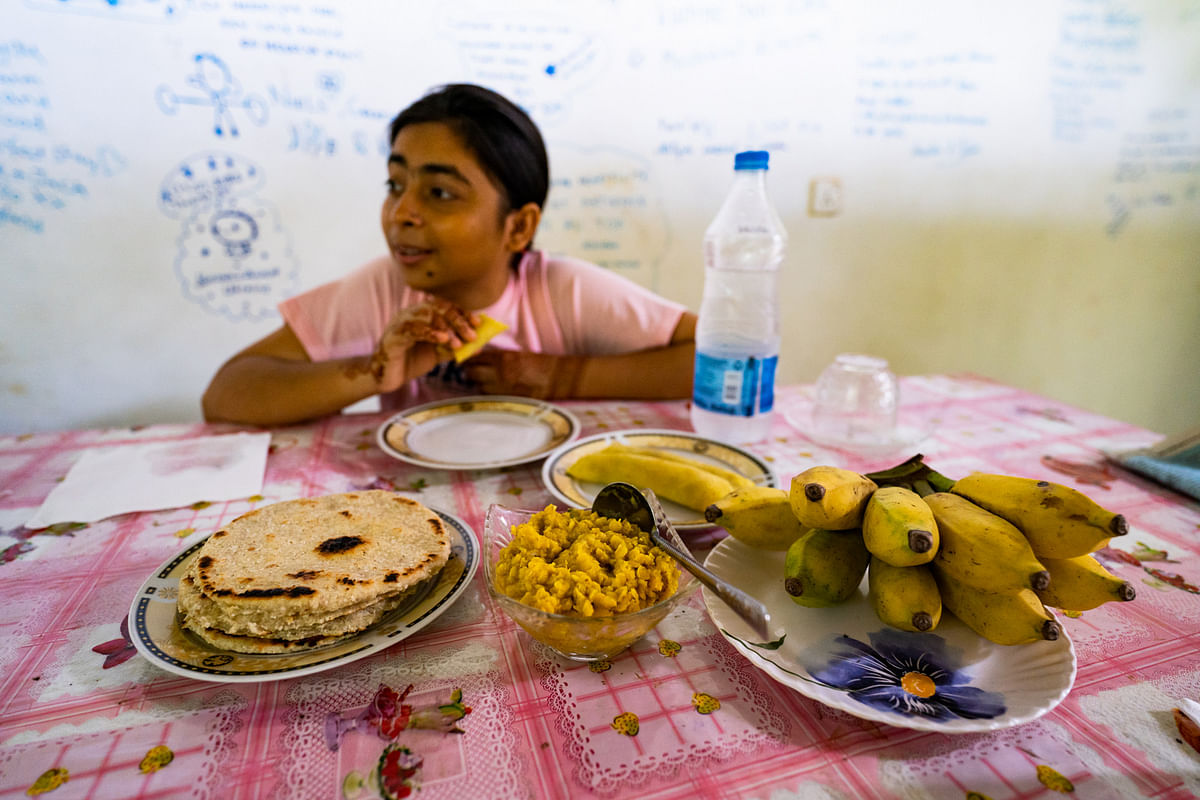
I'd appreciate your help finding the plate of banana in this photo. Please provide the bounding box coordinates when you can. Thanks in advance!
[701,457,1134,732]
[540,429,776,530]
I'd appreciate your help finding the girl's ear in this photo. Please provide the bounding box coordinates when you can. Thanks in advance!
[503,202,542,252]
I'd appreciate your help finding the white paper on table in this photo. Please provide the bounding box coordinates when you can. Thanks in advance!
[25,432,271,528]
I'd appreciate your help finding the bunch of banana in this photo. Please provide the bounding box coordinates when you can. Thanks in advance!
[704,454,1134,646]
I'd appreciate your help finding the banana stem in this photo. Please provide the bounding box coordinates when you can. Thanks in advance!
[865,454,927,481]
[925,469,957,493]
[865,454,958,495]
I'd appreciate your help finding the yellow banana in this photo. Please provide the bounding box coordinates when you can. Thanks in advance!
[566,447,733,511]
[950,473,1128,558]
[934,572,1062,645]
[783,528,870,607]
[1035,554,1137,611]
[862,486,939,567]
[867,557,942,632]
[925,492,1051,593]
[703,486,810,550]
[788,466,877,530]
[604,443,757,490]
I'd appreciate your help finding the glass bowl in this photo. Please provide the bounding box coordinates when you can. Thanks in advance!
[483,503,699,662]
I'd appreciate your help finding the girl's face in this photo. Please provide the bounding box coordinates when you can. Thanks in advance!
[381,121,527,309]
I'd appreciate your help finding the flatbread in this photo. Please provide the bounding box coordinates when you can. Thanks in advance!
[178,578,429,654]
[177,572,421,639]
[178,491,450,651]
[181,619,356,654]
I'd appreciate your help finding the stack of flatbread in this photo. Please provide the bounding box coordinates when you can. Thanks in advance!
[177,491,450,653]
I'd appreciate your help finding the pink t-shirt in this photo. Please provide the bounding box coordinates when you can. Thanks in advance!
[279,250,687,407]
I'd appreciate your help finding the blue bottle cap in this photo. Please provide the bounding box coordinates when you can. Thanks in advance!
[734,150,769,170]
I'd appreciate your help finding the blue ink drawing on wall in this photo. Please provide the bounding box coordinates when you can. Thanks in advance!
[159,152,298,321]
[24,0,181,21]
[155,53,267,137]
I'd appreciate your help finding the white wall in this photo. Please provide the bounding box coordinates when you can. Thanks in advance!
[3,0,1198,435]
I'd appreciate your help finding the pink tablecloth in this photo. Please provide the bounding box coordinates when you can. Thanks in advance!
[1,376,1197,799]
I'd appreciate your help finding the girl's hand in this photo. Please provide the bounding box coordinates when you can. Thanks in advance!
[462,350,585,400]
[368,301,478,392]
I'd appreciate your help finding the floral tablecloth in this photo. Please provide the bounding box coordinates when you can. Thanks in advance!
[1,375,1197,799]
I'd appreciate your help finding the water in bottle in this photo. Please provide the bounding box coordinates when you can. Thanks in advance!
[690,150,787,445]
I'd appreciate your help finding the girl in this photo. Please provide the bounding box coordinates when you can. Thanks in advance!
[202,83,696,426]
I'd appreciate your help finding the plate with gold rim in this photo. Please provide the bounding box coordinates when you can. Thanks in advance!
[541,428,776,530]
[377,395,580,470]
[702,536,1076,732]
[129,509,478,683]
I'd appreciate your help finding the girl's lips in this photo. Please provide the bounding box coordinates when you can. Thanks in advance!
[392,246,433,266]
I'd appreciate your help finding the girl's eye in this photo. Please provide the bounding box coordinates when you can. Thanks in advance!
[429,186,455,200]
[384,178,406,195]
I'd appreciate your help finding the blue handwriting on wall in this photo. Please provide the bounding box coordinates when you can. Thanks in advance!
[0,39,126,234]
[538,145,670,291]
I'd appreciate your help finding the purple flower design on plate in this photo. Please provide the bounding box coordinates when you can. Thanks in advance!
[809,628,1005,721]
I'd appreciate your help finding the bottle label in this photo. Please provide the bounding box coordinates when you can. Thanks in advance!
[692,353,777,417]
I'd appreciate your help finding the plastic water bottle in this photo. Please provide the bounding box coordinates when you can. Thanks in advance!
[690,150,787,445]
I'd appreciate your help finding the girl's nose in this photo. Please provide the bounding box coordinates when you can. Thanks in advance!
[389,192,422,226]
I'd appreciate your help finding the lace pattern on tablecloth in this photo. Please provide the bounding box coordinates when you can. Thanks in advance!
[877,716,1147,799]
[0,689,245,800]
[276,641,523,800]
[1078,678,1200,797]
[538,606,790,796]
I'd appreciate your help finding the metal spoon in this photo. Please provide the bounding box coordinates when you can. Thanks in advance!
[592,482,773,641]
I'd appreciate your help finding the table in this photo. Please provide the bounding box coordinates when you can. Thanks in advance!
[1,376,1198,799]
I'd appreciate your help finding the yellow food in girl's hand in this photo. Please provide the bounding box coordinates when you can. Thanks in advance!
[452,314,508,363]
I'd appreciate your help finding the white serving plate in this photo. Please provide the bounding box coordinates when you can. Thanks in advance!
[702,536,1076,732]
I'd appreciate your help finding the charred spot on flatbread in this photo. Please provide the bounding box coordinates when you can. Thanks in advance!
[384,572,400,583]
[212,585,316,598]
[317,535,366,555]
[288,569,323,579]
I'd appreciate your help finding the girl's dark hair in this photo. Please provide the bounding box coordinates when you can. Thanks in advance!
[389,84,549,212]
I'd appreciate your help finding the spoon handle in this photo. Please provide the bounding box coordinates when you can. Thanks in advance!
[643,492,773,641]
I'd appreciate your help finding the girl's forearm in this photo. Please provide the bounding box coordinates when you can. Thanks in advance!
[202,354,379,426]
[573,342,696,400]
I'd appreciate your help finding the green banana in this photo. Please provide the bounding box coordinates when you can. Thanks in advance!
[1035,554,1136,611]
[925,492,1051,593]
[862,485,939,567]
[867,557,942,632]
[783,527,870,607]
[934,572,1062,645]
[950,473,1128,559]
[704,486,810,550]
[788,466,878,530]
[566,446,734,511]
[605,443,757,490]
